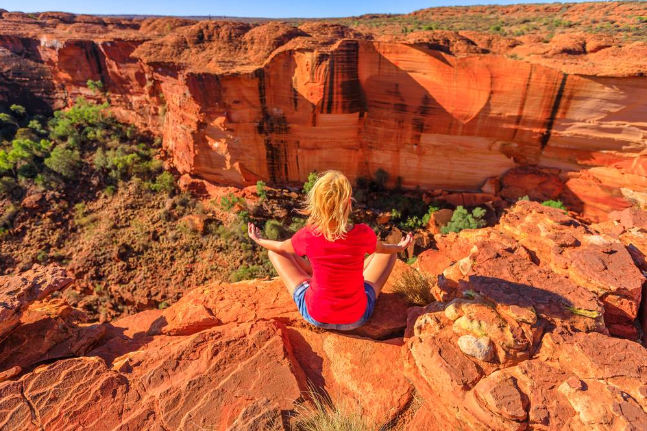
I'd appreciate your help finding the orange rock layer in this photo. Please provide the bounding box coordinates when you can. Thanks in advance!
[0,17,646,221]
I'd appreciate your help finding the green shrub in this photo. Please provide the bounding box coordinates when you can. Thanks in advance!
[289,217,307,233]
[264,219,286,240]
[87,79,104,94]
[220,193,243,211]
[420,204,440,226]
[541,199,567,212]
[150,171,175,194]
[44,145,81,179]
[48,98,109,145]
[441,206,487,234]
[28,119,47,135]
[229,265,264,282]
[256,180,267,199]
[10,105,26,117]
[303,171,318,194]
[36,250,48,263]
[0,176,19,197]
[104,185,116,196]
[518,195,530,201]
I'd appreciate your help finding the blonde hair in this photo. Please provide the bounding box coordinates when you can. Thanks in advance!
[303,170,353,241]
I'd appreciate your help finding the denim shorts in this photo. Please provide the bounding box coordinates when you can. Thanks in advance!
[293,280,376,330]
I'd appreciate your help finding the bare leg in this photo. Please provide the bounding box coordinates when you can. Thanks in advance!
[363,253,375,270]
[268,250,312,296]
[294,254,313,276]
[363,253,397,298]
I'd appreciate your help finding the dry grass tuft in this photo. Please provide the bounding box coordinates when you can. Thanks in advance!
[291,392,374,431]
[391,268,435,305]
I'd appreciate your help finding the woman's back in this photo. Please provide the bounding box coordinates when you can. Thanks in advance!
[291,223,376,324]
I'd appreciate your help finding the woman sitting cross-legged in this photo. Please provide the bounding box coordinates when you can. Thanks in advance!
[247,170,413,330]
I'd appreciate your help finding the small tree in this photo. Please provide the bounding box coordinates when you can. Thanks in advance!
[44,145,81,179]
[441,206,487,234]
[373,168,389,190]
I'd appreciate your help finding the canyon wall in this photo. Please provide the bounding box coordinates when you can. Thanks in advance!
[1,18,646,220]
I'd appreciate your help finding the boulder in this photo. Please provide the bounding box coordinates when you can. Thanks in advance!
[500,166,564,202]
[150,278,408,340]
[0,298,105,374]
[403,298,647,430]
[0,265,73,338]
[0,320,304,430]
[500,201,644,336]
[287,327,413,426]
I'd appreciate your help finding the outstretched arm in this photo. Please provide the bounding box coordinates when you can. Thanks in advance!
[374,232,413,254]
[247,223,296,254]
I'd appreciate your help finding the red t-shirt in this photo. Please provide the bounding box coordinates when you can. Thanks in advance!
[291,223,377,324]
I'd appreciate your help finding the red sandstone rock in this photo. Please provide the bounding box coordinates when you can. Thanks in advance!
[148,278,407,340]
[0,320,304,430]
[0,265,73,338]
[499,201,644,336]
[500,166,564,202]
[287,327,412,426]
[0,298,105,374]
[404,296,647,430]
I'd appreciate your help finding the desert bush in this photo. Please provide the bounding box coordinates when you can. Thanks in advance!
[87,79,104,94]
[392,268,435,305]
[10,104,26,117]
[149,171,175,194]
[441,206,487,234]
[303,171,318,194]
[541,199,567,212]
[48,98,110,145]
[0,204,19,230]
[256,180,267,200]
[264,219,286,240]
[219,193,246,212]
[229,264,264,282]
[289,217,307,233]
[0,176,20,197]
[44,145,81,179]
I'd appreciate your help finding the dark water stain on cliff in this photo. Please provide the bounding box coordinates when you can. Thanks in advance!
[540,74,569,149]
[255,68,290,182]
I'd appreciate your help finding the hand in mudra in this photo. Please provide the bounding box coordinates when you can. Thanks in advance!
[398,232,414,250]
[247,222,263,243]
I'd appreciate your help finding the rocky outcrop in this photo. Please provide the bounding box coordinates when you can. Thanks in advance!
[404,202,647,430]
[1,202,647,429]
[0,265,72,338]
[0,14,645,221]
[417,201,645,339]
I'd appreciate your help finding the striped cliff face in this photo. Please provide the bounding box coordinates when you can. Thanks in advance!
[0,18,645,221]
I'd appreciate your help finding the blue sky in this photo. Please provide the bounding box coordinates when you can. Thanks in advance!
[2,0,602,18]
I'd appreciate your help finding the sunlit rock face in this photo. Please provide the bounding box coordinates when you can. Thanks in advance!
[0,18,645,221]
